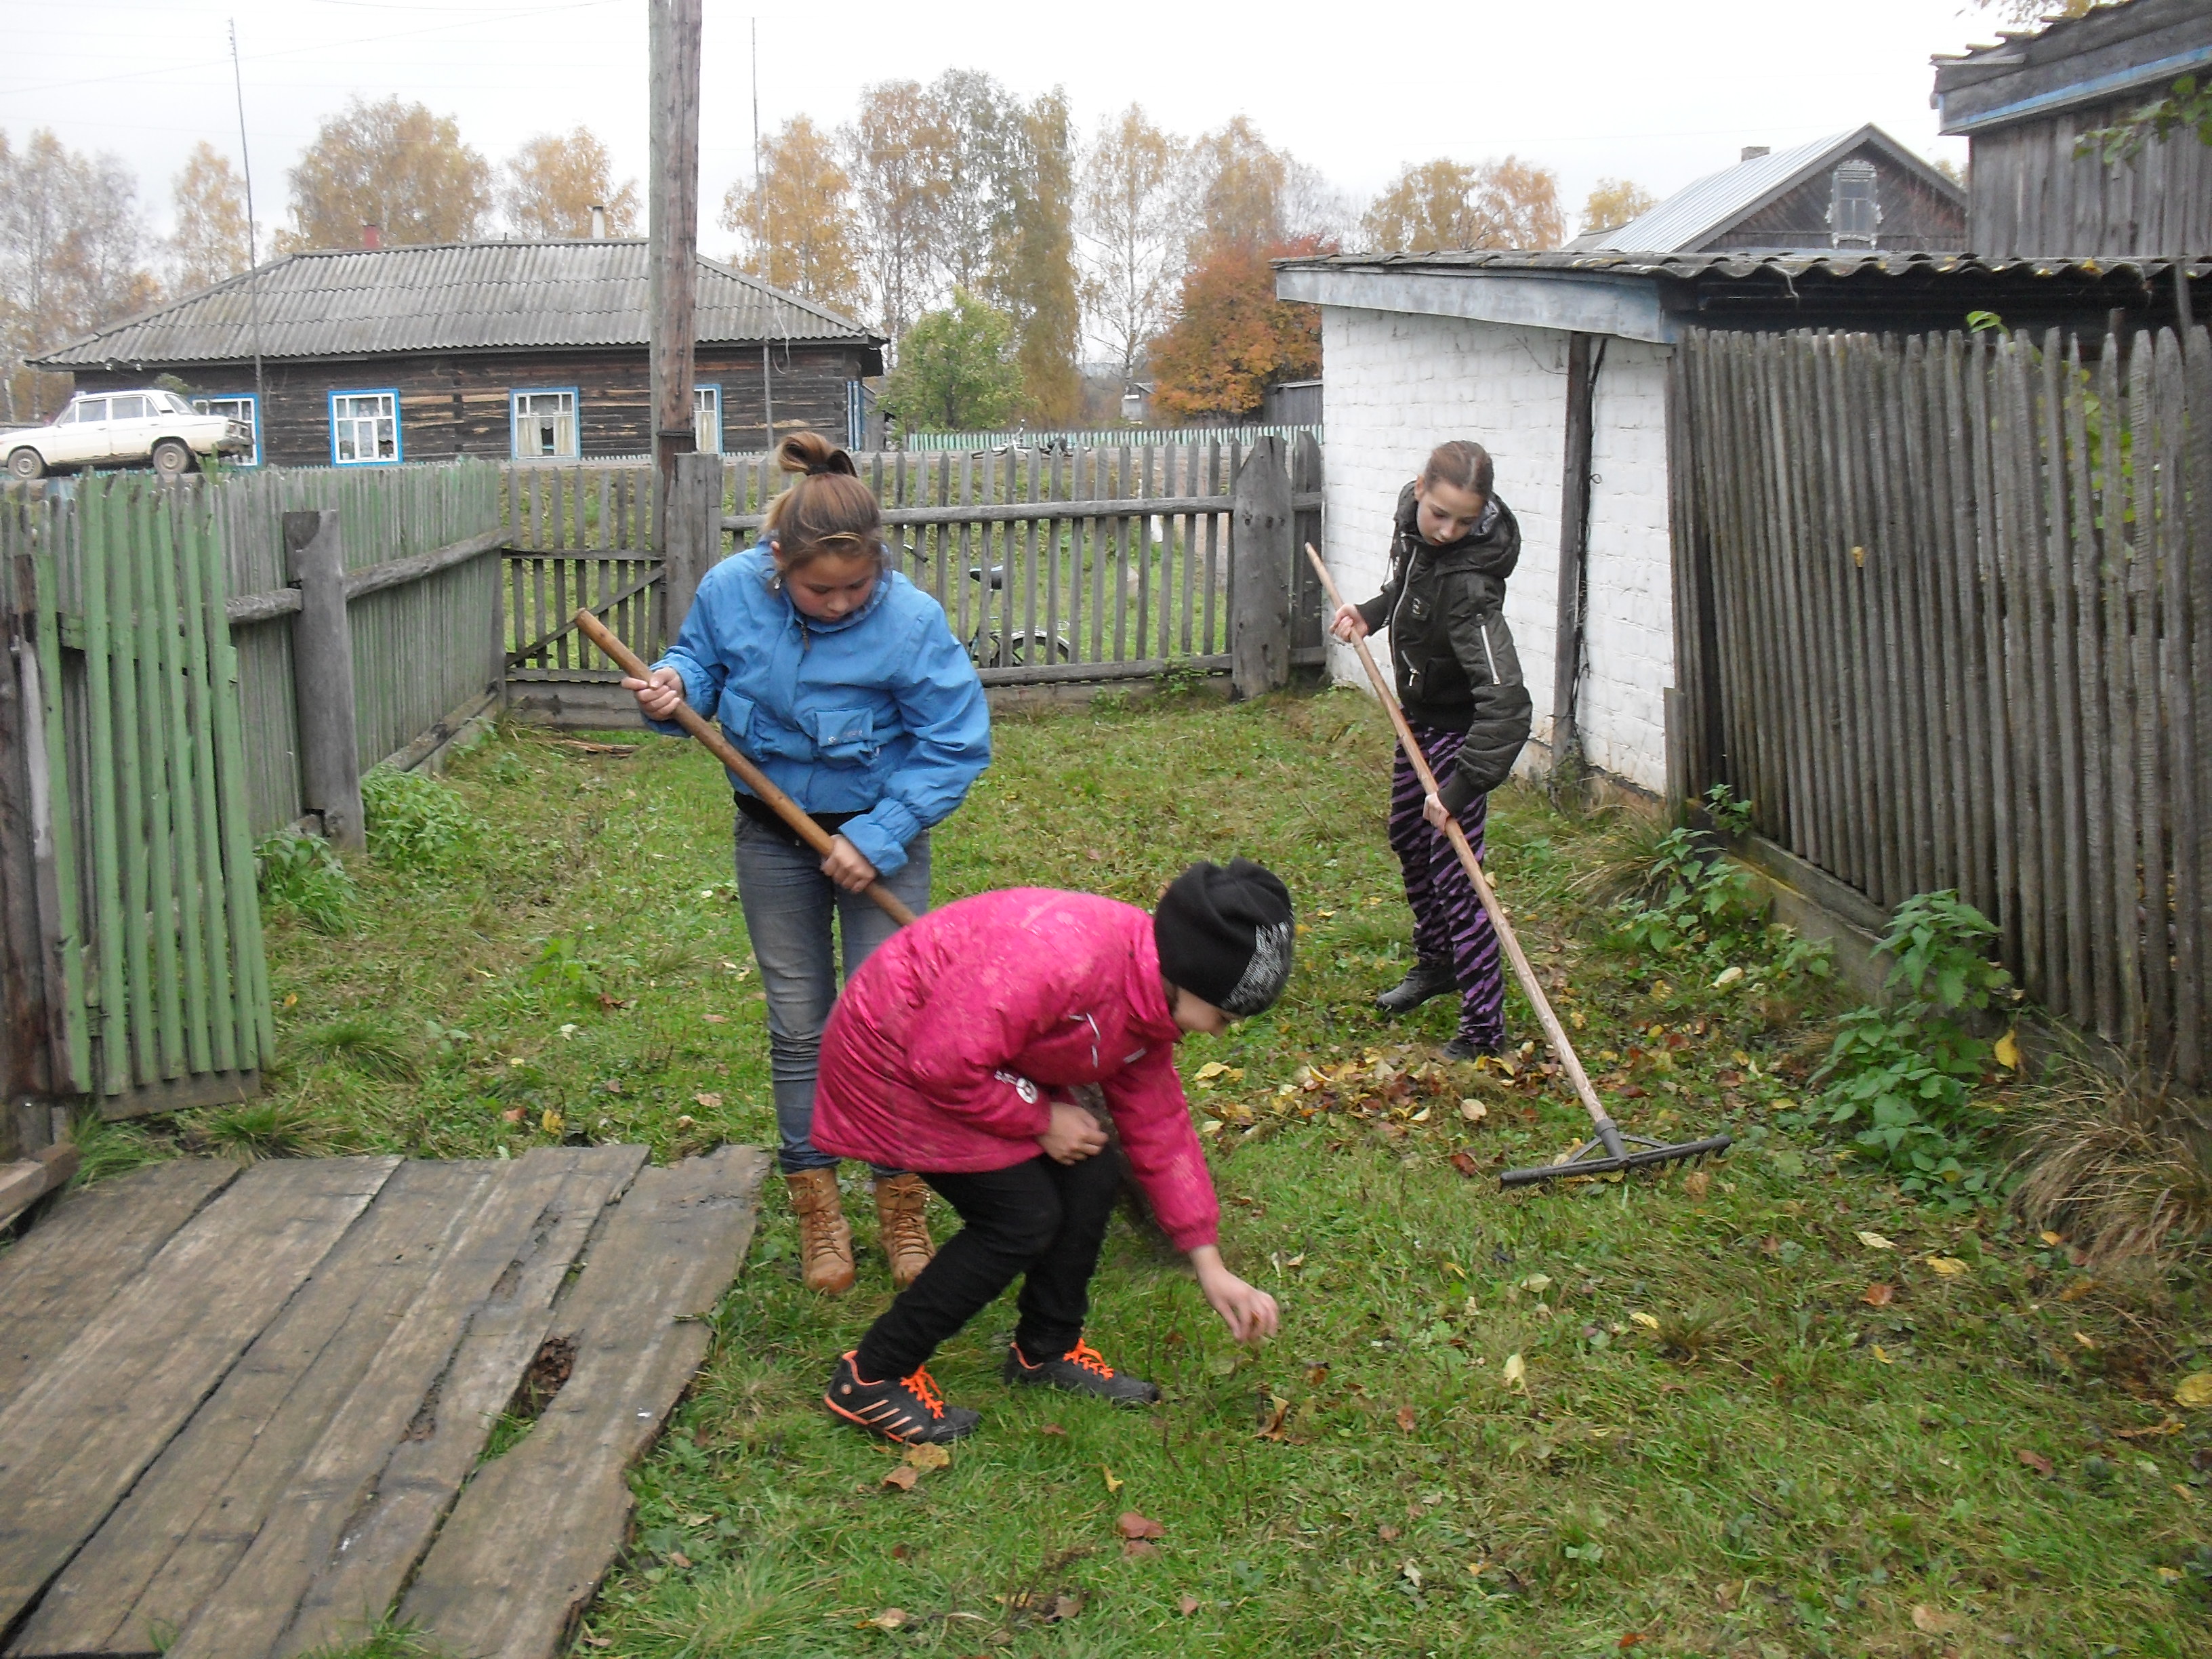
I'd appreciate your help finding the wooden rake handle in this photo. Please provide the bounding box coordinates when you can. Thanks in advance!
[573,609,918,927]
[1304,546,1614,1133]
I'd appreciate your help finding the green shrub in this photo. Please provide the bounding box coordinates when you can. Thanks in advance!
[1807,890,2014,1206]
[361,766,486,874]
[255,832,357,934]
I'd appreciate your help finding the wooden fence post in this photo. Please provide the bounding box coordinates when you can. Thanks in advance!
[285,509,364,851]
[660,451,723,638]
[1290,430,1326,659]
[1231,437,1292,699]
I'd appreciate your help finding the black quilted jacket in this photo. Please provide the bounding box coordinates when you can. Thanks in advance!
[1353,480,1533,815]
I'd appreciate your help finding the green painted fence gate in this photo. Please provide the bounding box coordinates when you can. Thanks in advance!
[1,475,272,1151]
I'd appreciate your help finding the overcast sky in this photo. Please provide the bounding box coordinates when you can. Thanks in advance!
[1,0,2012,251]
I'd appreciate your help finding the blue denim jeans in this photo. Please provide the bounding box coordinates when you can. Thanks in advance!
[733,815,931,1174]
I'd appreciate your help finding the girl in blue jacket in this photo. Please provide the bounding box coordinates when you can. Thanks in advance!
[625,430,991,1297]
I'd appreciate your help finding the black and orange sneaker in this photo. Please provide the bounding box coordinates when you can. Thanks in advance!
[823,1351,980,1443]
[1002,1337,1161,1406]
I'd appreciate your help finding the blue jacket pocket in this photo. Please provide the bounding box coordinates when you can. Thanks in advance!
[808,705,878,762]
[717,689,758,745]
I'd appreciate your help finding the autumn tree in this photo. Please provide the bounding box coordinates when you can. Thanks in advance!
[1189,116,1288,258]
[165,141,252,295]
[281,97,491,251]
[0,128,158,421]
[1361,156,1565,253]
[1147,235,1325,420]
[503,127,638,239]
[881,289,1023,431]
[928,69,1014,298]
[1079,104,1189,382]
[722,116,865,314]
[844,80,954,346]
[987,91,1081,424]
[1580,177,1657,239]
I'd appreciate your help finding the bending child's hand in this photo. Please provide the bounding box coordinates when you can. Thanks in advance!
[1038,1101,1108,1164]
[623,665,685,721]
[1191,1246,1280,1343]
[820,835,878,893]
[1329,603,1369,643]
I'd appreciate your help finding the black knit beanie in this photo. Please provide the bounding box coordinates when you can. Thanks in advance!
[1153,858,1294,1018]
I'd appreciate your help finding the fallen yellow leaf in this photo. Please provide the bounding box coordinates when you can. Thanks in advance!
[1102,1465,1124,1493]
[2175,1372,2212,1409]
[1458,1098,1488,1123]
[1910,1604,1959,1635]
[540,1109,564,1134]
[903,1441,951,1471]
[2039,1229,2066,1246]
[1502,1352,1526,1390]
[1630,1311,1661,1330]
[1856,1231,1896,1251]
[1195,1061,1230,1082]
[2074,1330,2099,1351]
[1872,1345,1894,1364]
[1924,1256,1969,1276]
[1994,1027,2022,1070]
[870,1608,909,1631]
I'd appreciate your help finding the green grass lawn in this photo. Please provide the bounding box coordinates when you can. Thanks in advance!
[96,687,2212,1657]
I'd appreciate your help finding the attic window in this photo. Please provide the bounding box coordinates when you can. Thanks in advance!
[1829,161,1880,247]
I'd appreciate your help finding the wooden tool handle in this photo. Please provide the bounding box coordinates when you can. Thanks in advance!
[574,609,918,927]
[1305,546,1612,1132]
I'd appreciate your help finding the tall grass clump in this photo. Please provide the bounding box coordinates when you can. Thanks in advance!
[2012,1052,2212,1269]
[256,831,356,935]
[361,766,487,874]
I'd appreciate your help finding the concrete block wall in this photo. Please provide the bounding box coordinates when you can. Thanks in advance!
[1315,305,1675,795]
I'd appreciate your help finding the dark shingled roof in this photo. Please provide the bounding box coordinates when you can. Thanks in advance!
[33,240,882,369]
[1273,247,2196,281]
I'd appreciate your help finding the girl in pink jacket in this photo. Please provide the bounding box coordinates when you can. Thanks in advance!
[813,859,1292,1444]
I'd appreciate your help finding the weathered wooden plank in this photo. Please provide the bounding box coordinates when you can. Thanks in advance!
[0,1160,239,1406]
[0,1158,398,1629]
[266,1145,646,1657]
[2097,335,2144,1044]
[17,1161,506,1656]
[144,1147,644,1659]
[2127,336,2171,1064]
[398,1147,768,1659]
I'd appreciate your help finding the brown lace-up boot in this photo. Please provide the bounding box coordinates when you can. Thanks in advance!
[873,1173,935,1290]
[784,1168,855,1294]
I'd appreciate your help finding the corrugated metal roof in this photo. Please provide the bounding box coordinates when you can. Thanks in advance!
[1275,247,2200,281]
[33,241,881,368]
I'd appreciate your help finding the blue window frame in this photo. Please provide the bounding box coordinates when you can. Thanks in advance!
[692,384,722,454]
[192,393,260,466]
[329,388,401,466]
[510,386,580,460]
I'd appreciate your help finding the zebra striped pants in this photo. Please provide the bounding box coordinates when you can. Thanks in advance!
[1386,726,1506,1048]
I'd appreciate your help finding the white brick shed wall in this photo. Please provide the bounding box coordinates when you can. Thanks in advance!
[1315,305,1675,794]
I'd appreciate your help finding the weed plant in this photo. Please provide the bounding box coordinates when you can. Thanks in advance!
[360,766,487,874]
[255,831,357,935]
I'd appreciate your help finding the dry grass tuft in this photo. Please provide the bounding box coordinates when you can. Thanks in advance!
[2010,1051,2212,1270]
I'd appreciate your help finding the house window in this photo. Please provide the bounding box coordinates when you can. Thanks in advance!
[1829,161,1880,247]
[330,390,400,466]
[192,394,259,466]
[692,385,722,454]
[511,388,579,460]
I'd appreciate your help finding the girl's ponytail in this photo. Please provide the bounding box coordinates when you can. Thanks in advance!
[764,430,882,567]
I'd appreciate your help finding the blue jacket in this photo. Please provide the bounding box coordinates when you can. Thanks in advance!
[651,546,990,876]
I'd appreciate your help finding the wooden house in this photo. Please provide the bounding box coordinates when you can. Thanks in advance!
[30,241,884,468]
[1933,0,2211,258]
[1566,125,1966,255]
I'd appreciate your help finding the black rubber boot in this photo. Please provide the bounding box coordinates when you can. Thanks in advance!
[1003,1338,1162,1406]
[824,1350,981,1443]
[1375,957,1457,1015]
[1441,1035,1505,1063]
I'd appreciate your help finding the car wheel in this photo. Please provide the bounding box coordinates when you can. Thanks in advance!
[7,447,44,482]
[150,438,194,480]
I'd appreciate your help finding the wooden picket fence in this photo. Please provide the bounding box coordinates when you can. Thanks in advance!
[500,442,1327,689]
[1671,324,2211,1082]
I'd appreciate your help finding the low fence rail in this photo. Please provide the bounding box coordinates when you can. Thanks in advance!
[1671,323,2209,1083]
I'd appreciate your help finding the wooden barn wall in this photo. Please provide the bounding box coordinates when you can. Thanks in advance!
[1967,96,2212,260]
[1709,155,1967,253]
[70,344,868,469]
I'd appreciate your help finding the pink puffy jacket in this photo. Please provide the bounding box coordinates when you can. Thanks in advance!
[813,888,1221,1252]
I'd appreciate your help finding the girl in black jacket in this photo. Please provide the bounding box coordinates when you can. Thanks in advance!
[1329,441,1532,1059]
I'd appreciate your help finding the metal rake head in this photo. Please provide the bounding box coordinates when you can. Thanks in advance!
[1498,1132,1733,1189]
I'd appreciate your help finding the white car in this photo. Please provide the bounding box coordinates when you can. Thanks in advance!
[3,390,253,483]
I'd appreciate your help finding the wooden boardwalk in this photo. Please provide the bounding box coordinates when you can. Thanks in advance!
[0,1144,766,1659]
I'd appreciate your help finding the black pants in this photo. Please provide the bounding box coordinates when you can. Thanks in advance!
[853,1151,1121,1382]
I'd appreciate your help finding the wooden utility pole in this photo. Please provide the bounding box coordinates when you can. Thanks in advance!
[647,0,702,506]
